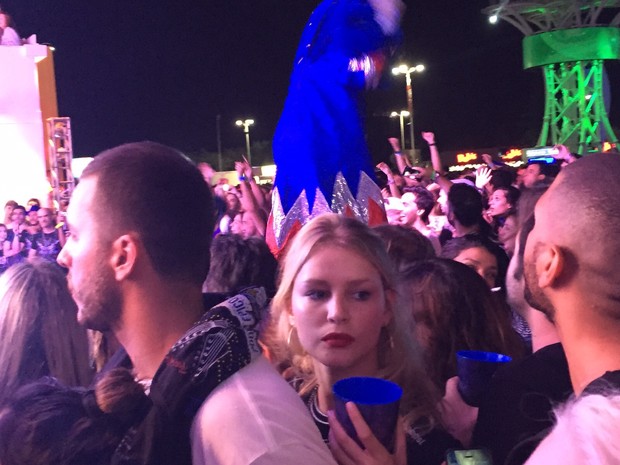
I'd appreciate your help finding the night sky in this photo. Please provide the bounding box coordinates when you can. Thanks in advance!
[4,0,620,163]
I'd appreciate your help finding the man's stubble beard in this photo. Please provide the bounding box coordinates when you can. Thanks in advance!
[76,257,123,333]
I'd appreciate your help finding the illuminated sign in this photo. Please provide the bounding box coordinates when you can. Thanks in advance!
[457,152,478,163]
[502,148,522,160]
[525,146,559,158]
[602,142,617,152]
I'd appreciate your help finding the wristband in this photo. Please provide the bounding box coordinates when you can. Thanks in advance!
[238,175,247,182]
[429,143,436,147]
[387,179,395,185]
[394,151,403,156]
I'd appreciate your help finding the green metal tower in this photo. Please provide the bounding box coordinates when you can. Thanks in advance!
[483,1,620,153]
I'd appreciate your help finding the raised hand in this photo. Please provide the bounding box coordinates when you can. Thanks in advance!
[388,138,401,152]
[376,162,393,176]
[553,144,570,161]
[234,161,246,177]
[241,156,253,178]
[197,162,215,183]
[475,166,493,190]
[421,132,435,145]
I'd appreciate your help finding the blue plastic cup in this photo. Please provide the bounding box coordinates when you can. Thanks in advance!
[333,377,403,453]
[456,350,512,407]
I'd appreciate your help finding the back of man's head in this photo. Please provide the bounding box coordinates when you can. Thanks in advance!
[448,184,483,227]
[541,153,620,314]
[82,141,214,285]
[205,234,278,297]
[490,168,516,190]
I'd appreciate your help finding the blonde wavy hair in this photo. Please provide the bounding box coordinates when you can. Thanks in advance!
[269,214,441,432]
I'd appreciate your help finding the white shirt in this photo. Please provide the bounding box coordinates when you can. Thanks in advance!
[191,356,337,465]
[0,27,21,46]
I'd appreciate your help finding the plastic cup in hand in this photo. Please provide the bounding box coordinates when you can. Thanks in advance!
[333,377,403,453]
[456,350,512,407]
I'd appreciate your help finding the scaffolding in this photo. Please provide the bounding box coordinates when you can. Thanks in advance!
[46,117,75,210]
[483,1,620,153]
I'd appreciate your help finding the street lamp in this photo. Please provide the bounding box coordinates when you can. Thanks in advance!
[390,110,410,151]
[235,119,255,166]
[392,63,425,153]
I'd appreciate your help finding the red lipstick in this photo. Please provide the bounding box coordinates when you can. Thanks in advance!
[321,332,354,348]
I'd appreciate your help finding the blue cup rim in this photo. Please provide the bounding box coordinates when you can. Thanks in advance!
[333,376,403,405]
[456,350,512,364]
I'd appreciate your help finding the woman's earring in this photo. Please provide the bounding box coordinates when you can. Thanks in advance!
[287,325,299,348]
[287,325,306,355]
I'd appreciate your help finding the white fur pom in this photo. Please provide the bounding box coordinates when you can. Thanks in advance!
[367,0,405,36]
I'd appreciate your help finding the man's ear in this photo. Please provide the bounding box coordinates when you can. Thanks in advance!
[537,244,564,289]
[110,234,138,282]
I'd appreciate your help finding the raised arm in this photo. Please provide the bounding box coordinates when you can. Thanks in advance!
[376,162,401,198]
[241,157,268,212]
[236,161,267,237]
[387,137,410,175]
[422,131,452,193]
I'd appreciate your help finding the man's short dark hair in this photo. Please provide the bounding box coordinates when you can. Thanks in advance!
[448,184,483,227]
[205,234,278,297]
[496,185,521,209]
[405,186,435,223]
[373,224,436,273]
[82,142,214,285]
[529,160,560,179]
[441,234,509,288]
[490,168,516,190]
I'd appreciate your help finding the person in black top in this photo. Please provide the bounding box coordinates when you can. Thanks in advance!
[472,215,572,465]
[4,205,29,266]
[28,208,66,264]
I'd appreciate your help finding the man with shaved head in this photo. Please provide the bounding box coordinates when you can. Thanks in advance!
[523,153,620,395]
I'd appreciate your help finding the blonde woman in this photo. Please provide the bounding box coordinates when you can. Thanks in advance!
[270,214,460,465]
[0,258,93,405]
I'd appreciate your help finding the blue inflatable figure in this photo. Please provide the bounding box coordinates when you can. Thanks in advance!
[267,0,405,255]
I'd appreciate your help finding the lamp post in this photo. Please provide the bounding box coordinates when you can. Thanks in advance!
[390,110,410,151]
[392,64,425,153]
[235,119,255,166]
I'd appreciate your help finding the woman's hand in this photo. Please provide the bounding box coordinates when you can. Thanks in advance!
[234,161,245,178]
[438,376,478,448]
[475,166,493,191]
[327,402,406,465]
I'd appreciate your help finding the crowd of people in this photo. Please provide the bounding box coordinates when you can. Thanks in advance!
[1,136,618,465]
[1,200,66,274]
[3,1,620,464]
